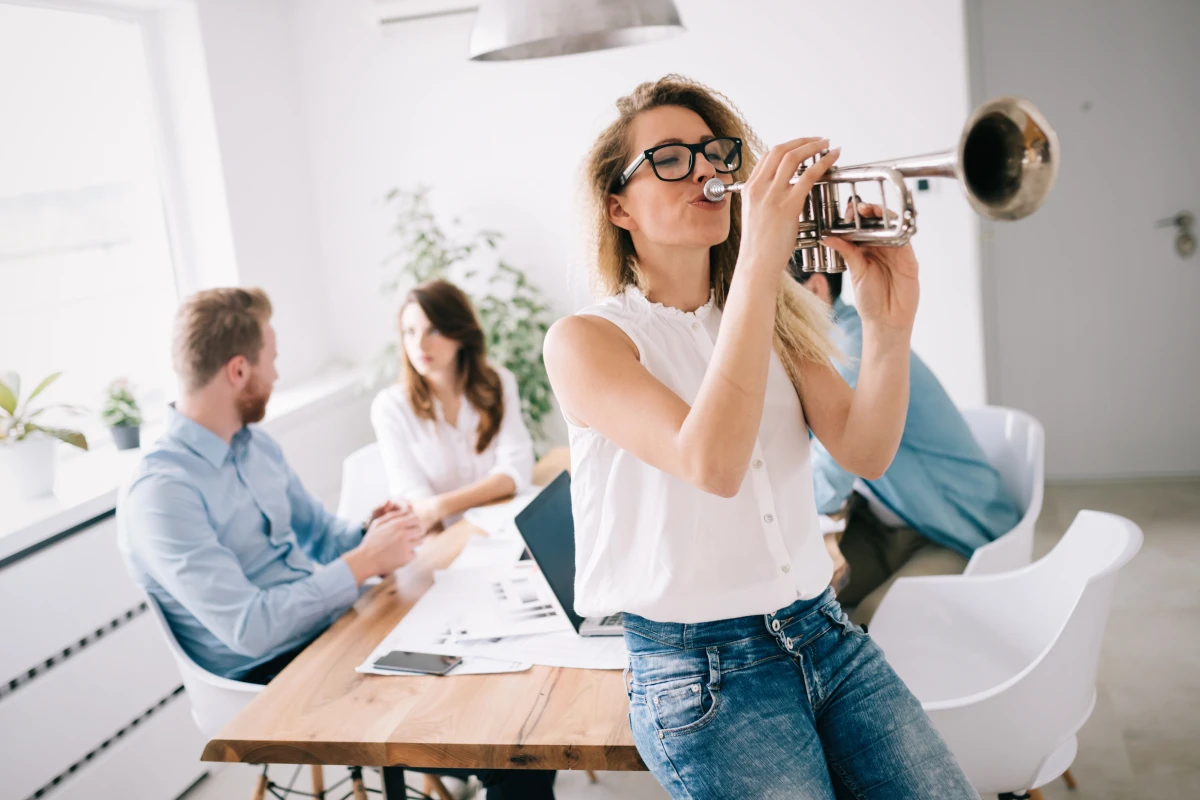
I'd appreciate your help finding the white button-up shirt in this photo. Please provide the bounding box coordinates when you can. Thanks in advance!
[568,286,832,623]
[370,366,534,526]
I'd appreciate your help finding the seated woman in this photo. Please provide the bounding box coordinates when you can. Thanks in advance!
[371,279,535,533]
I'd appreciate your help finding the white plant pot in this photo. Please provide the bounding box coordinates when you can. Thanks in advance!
[0,436,58,501]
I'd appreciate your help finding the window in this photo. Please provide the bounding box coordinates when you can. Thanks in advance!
[0,4,184,446]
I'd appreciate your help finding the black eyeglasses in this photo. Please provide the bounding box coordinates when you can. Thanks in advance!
[616,136,742,189]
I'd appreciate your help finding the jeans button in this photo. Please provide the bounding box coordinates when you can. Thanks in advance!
[771,620,781,632]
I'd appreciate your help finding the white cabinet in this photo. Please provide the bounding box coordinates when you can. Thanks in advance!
[0,512,207,800]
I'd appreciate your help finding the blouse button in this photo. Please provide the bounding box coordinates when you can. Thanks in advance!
[763,513,774,524]
[753,460,763,469]
[781,564,792,574]
[691,322,699,330]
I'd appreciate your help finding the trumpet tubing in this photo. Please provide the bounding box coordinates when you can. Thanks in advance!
[703,96,1059,273]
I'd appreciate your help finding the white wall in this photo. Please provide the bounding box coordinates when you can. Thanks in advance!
[281,0,986,433]
[969,0,1200,479]
[192,0,338,386]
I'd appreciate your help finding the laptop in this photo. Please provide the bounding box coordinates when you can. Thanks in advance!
[513,472,624,637]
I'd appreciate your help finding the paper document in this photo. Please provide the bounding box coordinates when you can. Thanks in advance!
[446,534,527,571]
[358,560,627,673]
[462,490,541,538]
[437,563,570,641]
[416,630,627,671]
[356,567,531,677]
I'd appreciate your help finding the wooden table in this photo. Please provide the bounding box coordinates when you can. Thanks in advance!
[202,448,644,795]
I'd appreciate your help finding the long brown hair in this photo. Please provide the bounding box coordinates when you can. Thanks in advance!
[583,74,840,393]
[400,280,504,453]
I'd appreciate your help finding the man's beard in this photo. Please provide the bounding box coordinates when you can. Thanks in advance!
[235,374,271,425]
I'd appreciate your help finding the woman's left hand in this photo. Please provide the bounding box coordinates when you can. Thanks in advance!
[821,201,919,334]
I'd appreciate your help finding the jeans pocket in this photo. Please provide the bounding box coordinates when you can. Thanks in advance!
[820,602,867,637]
[645,649,723,736]
[650,679,709,731]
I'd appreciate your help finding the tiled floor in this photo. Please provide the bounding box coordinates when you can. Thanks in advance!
[1032,479,1200,800]
[185,480,1200,800]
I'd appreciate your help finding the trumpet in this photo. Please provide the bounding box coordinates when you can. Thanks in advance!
[703,96,1059,273]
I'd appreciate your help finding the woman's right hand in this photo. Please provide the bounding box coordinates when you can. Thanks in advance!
[737,137,840,275]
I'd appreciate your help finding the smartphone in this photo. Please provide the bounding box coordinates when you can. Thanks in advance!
[372,650,462,676]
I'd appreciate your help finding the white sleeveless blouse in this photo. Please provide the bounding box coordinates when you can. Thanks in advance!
[568,285,833,623]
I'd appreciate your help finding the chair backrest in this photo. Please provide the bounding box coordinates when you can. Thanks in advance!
[927,510,1143,793]
[143,593,261,739]
[961,406,1047,575]
[335,442,389,522]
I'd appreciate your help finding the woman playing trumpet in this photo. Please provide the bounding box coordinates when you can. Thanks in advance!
[544,75,977,799]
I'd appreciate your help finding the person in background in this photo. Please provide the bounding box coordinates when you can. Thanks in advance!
[119,287,423,683]
[371,279,534,533]
[119,287,555,800]
[794,265,1022,624]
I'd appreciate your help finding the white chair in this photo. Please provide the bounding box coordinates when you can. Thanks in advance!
[144,592,262,741]
[336,442,389,523]
[144,595,361,799]
[869,510,1143,798]
[960,406,1046,576]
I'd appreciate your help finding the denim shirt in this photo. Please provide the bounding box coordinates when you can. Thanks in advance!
[118,406,362,679]
[811,299,1022,556]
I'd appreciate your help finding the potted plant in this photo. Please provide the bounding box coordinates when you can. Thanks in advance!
[0,371,88,500]
[375,186,556,446]
[101,378,143,451]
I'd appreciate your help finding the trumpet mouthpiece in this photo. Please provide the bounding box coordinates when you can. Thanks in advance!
[703,178,740,202]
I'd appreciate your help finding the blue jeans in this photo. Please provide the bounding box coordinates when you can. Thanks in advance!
[623,589,978,799]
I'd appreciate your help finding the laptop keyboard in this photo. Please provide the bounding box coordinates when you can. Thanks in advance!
[597,613,624,627]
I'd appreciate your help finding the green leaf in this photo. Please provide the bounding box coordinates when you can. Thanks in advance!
[0,378,16,416]
[26,372,62,406]
[26,424,89,451]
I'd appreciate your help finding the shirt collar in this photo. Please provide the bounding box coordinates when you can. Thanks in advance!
[166,404,235,468]
[626,284,715,324]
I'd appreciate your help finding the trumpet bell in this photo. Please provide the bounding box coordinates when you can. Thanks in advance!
[959,96,1059,220]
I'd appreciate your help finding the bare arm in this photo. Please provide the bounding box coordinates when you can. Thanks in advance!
[546,138,840,497]
[797,333,910,480]
[799,201,920,479]
[412,472,516,531]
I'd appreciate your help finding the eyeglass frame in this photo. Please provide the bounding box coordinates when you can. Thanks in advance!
[615,136,743,190]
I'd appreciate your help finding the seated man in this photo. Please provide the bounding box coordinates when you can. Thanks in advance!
[794,264,1022,625]
[119,287,554,799]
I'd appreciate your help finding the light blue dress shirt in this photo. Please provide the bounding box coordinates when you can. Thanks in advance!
[812,298,1022,557]
[118,406,362,679]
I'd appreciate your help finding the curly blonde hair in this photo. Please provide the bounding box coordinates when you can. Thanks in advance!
[582,74,840,392]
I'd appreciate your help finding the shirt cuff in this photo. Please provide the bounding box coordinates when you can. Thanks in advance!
[488,464,527,493]
[397,485,434,502]
[335,516,366,556]
[314,556,360,613]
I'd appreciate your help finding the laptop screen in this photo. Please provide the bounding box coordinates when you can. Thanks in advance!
[513,471,585,632]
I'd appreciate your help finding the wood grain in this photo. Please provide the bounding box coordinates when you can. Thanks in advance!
[201,448,645,771]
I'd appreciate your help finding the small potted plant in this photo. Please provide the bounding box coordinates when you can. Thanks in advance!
[0,371,88,500]
[101,378,143,451]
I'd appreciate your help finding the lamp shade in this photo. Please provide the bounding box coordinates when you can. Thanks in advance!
[469,0,685,61]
